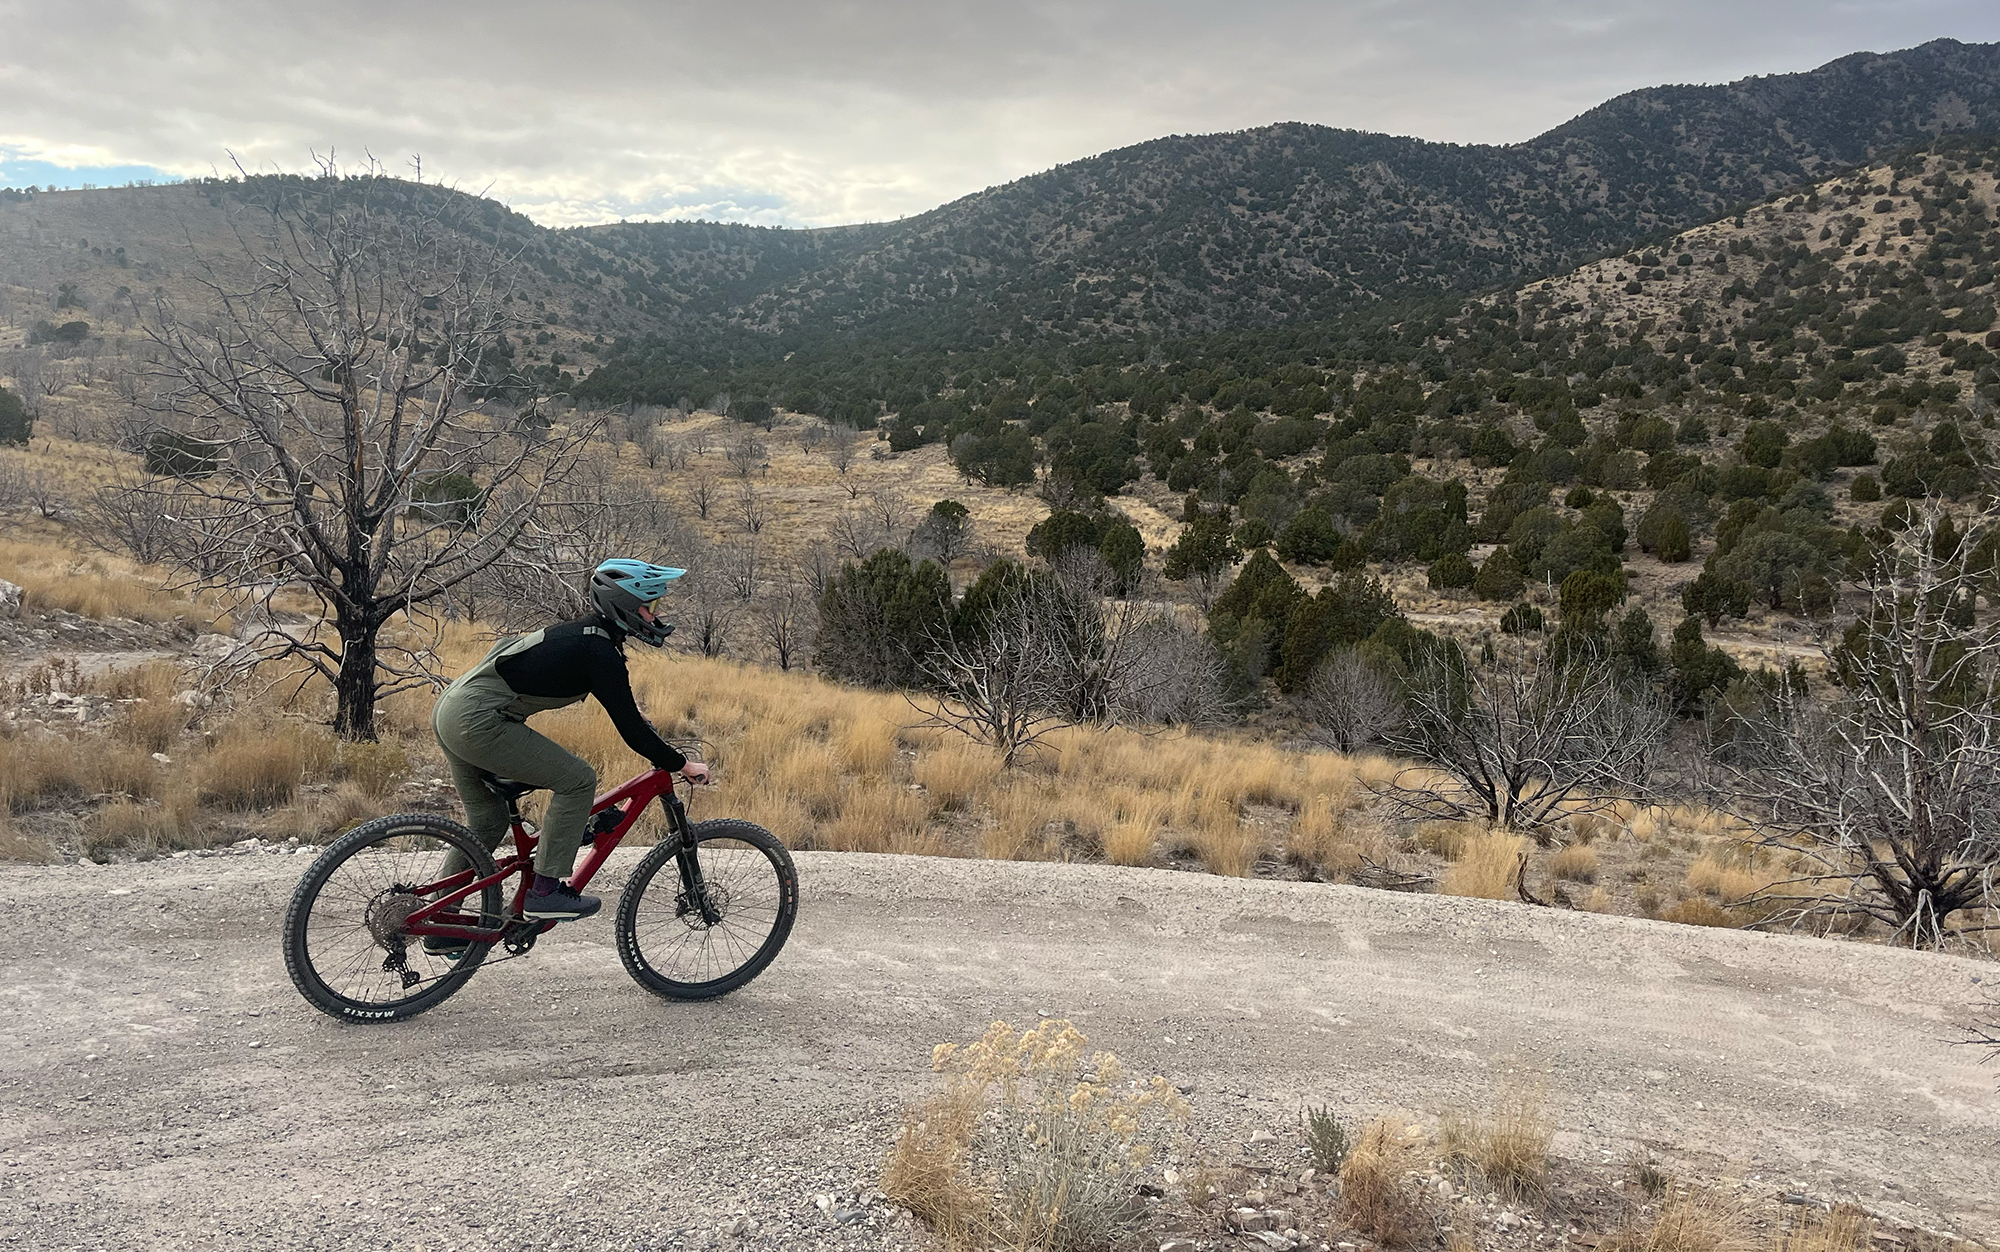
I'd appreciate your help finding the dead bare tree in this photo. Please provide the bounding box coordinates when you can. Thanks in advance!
[725,431,765,478]
[137,164,594,738]
[19,469,65,520]
[713,538,762,602]
[458,472,692,631]
[918,584,1073,766]
[754,577,808,671]
[867,489,911,548]
[0,460,25,512]
[796,541,839,603]
[80,478,182,565]
[827,423,858,480]
[736,481,767,535]
[1297,648,1405,753]
[687,472,716,520]
[828,508,880,562]
[1717,502,2000,947]
[917,553,1229,762]
[1379,638,1670,834]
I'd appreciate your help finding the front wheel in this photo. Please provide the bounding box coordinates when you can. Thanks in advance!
[616,819,798,1001]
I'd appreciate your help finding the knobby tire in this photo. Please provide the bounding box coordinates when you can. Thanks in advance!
[615,819,798,1001]
[282,813,502,1023]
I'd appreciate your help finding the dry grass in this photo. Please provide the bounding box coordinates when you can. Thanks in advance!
[1551,845,1601,883]
[194,723,323,810]
[1685,846,1782,904]
[881,1084,985,1245]
[0,729,164,811]
[0,535,204,625]
[1338,1117,1429,1247]
[1440,1080,1551,1199]
[1289,792,1361,874]
[1415,821,1471,861]
[1771,1206,1873,1252]
[1442,831,1528,900]
[1603,1190,1758,1252]
[1102,789,1168,867]
[1661,897,1738,928]
[84,789,199,856]
[914,740,1001,814]
[0,817,54,863]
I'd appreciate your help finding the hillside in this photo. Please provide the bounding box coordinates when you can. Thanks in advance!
[579,38,2000,348]
[0,175,661,383]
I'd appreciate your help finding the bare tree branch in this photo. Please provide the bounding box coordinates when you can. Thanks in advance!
[1716,499,2000,947]
[135,161,594,737]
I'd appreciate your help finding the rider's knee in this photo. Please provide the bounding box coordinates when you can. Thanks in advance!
[560,761,597,796]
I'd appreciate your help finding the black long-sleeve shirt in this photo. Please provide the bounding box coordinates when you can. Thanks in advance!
[495,618,686,772]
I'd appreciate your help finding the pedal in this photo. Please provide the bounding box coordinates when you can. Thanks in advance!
[501,917,551,956]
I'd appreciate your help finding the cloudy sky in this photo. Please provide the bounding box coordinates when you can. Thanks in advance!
[3,1,1997,228]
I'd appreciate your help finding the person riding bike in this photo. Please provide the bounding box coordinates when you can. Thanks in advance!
[431,559,710,940]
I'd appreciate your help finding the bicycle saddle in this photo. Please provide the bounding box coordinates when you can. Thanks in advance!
[476,772,541,800]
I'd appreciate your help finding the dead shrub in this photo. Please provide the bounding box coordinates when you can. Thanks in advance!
[1338,1116,1428,1246]
[882,1020,1190,1252]
[1551,845,1600,883]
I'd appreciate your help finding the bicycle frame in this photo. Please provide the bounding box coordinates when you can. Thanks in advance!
[399,767,699,944]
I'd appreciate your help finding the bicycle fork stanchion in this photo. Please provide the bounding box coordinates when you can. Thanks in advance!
[662,792,724,925]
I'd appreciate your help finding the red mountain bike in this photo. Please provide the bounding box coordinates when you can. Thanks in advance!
[282,767,798,1022]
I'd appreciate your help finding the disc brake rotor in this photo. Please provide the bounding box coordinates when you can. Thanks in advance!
[675,881,731,930]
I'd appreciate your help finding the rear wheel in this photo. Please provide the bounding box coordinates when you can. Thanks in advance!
[615,819,798,1001]
[282,813,503,1022]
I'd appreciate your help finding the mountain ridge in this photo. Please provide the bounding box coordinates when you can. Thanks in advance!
[576,38,2000,349]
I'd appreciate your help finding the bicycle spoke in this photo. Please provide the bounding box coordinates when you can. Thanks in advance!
[291,820,503,1015]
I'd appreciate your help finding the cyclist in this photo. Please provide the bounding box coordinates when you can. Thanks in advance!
[431,559,709,933]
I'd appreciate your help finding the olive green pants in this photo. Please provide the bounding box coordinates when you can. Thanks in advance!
[432,668,598,878]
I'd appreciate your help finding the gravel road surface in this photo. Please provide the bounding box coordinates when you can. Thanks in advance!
[2,849,1995,1250]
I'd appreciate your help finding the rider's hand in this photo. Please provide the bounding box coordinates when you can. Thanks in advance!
[680,762,711,786]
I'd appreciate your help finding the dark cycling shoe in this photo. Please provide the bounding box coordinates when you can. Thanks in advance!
[422,936,471,959]
[523,880,602,921]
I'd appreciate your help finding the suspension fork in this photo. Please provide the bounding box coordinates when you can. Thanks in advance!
[662,792,723,925]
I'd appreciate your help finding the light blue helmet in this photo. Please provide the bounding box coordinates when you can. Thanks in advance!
[589,558,685,646]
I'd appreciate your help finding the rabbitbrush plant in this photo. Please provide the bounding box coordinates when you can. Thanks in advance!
[882,1018,1189,1251]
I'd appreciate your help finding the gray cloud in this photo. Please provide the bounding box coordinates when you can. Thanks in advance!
[3,0,1997,226]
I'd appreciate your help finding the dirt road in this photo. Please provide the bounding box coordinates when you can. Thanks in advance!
[2,850,1995,1250]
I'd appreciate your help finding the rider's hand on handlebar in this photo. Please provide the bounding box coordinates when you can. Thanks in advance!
[679,762,712,786]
